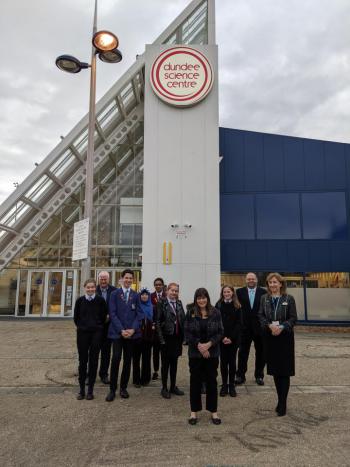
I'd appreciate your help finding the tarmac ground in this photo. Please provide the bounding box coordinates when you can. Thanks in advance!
[0,320,349,467]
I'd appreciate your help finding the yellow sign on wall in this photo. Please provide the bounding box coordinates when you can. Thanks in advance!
[162,242,173,265]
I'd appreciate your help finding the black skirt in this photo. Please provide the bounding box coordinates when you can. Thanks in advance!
[263,331,295,376]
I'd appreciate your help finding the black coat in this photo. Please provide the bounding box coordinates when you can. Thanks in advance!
[258,294,298,376]
[156,299,185,344]
[96,285,117,307]
[96,285,117,332]
[184,306,224,359]
[215,300,242,346]
[236,286,267,335]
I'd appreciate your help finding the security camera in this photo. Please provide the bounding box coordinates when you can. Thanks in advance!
[171,223,179,228]
[184,223,192,228]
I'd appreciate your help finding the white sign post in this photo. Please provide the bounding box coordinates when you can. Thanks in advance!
[72,218,90,261]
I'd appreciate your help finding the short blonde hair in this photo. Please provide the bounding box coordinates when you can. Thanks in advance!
[266,272,287,294]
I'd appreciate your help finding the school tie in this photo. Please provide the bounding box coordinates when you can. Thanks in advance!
[125,289,129,302]
[171,302,179,335]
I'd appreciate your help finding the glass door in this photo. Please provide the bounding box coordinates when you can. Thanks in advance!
[17,269,78,317]
[47,271,64,316]
[27,271,45,316]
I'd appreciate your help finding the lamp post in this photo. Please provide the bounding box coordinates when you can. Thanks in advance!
[55,0,122,292]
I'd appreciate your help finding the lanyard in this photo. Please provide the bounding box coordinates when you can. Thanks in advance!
[272,297,281,321]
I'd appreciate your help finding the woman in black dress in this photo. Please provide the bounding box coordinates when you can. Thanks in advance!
[258,272,297,416]
[215,285,242,397]
[185,288,224,425]
[74,278,108,400]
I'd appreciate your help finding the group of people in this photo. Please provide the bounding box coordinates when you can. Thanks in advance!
[73,270,297,424]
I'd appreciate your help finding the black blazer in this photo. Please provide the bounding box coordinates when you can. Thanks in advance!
[236,286,267,334]
[156,299,185,345]
[184,306,224,358]
[258,294,297,333]
[96,285,117,307]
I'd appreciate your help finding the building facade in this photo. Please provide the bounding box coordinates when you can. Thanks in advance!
[0,0,349,322]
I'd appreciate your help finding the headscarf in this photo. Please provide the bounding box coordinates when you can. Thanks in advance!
[138,288,153,321]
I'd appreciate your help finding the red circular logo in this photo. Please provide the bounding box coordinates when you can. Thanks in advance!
[150,46,214,107]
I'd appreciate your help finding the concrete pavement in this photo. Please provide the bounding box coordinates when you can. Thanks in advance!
[0,321,349,466]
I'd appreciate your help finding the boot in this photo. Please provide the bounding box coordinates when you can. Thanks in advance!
[229,384,237,397]
[220,384,228,397]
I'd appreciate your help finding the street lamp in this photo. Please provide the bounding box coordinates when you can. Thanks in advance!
[55,0,122,292]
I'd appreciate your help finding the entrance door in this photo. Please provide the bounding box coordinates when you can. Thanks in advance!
[28,271,45,316]
[47,271,64,316]
[16,269,78,317]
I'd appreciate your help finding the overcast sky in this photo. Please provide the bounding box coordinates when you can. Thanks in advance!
[0,0,349,203]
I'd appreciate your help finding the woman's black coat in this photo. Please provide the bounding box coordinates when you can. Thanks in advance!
[215,300,242,346]
[258,294,297,376]
[184,306,224,359]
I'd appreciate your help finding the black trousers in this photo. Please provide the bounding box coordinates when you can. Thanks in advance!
[133,339,152,385]
[189,357,219,413]
[110,338,134,392]
[160,337,181,390]
[152,340,161,373]
[237,328,265,379]
[98,323,112,379]
[273,375,290,408]
[220,343,238,386]
[77,329,102,393]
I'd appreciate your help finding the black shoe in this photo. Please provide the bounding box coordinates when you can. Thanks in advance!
[105,391,115,402]
[120,388,129,399]
[152,372,158,380]
[86,393,94,400]
[188,417,197,425]
[134,383,141,388]
[77,392,85,400]
[229,385,237,397]
[100,376,110,385]
[220,384,228,397]
[211,417,221,425]
[235,376,246,385]
[256,377,264,386]
[161,388,171,399]
[170,386,184,396]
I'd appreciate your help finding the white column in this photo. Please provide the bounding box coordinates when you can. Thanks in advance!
[142,44,220,306]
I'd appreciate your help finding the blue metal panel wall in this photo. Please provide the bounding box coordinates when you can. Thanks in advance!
[219,127,350,272]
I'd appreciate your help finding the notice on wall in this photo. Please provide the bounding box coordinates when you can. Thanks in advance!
[72,218,89,261]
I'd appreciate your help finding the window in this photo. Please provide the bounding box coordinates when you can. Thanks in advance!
[256,194,301,239]
[305,272,350,321]
[220,194,254,239]
[302,192,347,239]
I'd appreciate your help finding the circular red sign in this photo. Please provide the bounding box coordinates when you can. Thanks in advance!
[150,46,214,107]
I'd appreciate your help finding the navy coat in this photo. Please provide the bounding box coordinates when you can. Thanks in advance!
[108,288,142,340]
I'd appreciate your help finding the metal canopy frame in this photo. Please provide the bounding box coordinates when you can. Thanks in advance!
[0,0,213,272]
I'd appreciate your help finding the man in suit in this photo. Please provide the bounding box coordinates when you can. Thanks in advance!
[150,277,166,380]
[236,272,267,386]
[156,282,185,399]
[106,269,142,401]
[96,271,116,384]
